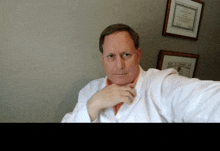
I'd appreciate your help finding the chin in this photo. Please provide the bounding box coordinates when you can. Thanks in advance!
[111,78,132,85]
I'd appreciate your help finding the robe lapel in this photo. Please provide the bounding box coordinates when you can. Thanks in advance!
[115,66,146,122]
[100,107,117,122]
[99,66,149,122]
[115,92,142,122]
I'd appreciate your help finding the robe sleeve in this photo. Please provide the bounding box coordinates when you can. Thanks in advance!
[61,78,105,123]
[61,88,96,123]
[162,73,220,122]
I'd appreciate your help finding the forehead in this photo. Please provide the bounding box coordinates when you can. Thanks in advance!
[103,31,136,53]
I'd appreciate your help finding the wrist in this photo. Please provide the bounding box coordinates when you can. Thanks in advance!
[87,97,101,121]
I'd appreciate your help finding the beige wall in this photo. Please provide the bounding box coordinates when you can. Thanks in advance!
[0,0,219,122]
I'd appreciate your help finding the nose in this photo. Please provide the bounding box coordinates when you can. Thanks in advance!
[116,57,125,70]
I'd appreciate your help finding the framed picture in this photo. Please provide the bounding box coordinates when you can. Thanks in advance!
[157,50,199,78]
[162,0,205,40]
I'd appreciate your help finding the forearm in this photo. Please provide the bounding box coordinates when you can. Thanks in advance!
[163,74,220,122]
[87,97,101,122]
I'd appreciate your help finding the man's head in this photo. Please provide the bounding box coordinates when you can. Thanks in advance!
[99,24,141,86]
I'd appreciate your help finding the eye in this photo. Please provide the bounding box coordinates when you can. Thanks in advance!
[106,54,115,61]
[122,53,131,58]
[107,54,114,58]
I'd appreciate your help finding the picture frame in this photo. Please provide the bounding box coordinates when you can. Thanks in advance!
[157,50,199,78]
[162,0,205,40]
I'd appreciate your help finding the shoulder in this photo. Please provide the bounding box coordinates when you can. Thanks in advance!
[146,68,178,76]
[79,78,106,96]
[143,68,179,83]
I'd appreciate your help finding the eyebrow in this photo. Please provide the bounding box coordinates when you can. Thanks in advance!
[106,50,132,54]
[106,53,115,56]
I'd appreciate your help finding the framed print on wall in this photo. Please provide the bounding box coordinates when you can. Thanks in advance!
[162,0,205,40]
[157,50,199,78]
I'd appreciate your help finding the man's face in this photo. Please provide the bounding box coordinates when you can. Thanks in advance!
[101,31,141,86]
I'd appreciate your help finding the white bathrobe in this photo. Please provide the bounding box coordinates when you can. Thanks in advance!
[62,66,220,122]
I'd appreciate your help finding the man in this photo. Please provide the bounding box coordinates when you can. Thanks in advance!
[62,24,220,122]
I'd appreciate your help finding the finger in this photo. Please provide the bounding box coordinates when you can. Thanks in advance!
[124,87,136,97]
[124,97,132,105]
[120,96,131,105]
[125,83,136,89]
[122,91,134,100]
[121,91,134,104]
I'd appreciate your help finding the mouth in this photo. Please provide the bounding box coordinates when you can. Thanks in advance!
[114,73,128,75]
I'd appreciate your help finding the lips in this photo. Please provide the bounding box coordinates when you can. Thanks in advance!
[114,73,127,75]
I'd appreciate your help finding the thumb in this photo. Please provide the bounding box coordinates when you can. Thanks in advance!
[123,97,132,105]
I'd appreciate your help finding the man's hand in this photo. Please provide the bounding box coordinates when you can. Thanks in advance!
[87,83,136,121]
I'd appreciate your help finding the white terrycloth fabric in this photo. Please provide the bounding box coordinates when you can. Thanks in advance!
[61,66,220,123]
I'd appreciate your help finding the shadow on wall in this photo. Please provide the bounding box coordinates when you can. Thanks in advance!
[53,77,96,122]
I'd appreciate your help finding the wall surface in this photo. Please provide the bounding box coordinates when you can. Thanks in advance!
[0,0,219,122]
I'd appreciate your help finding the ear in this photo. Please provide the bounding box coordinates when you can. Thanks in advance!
[136,48,141,63]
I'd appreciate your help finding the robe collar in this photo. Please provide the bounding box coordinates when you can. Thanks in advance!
[100,65,145,121]
[103,65,144,95]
